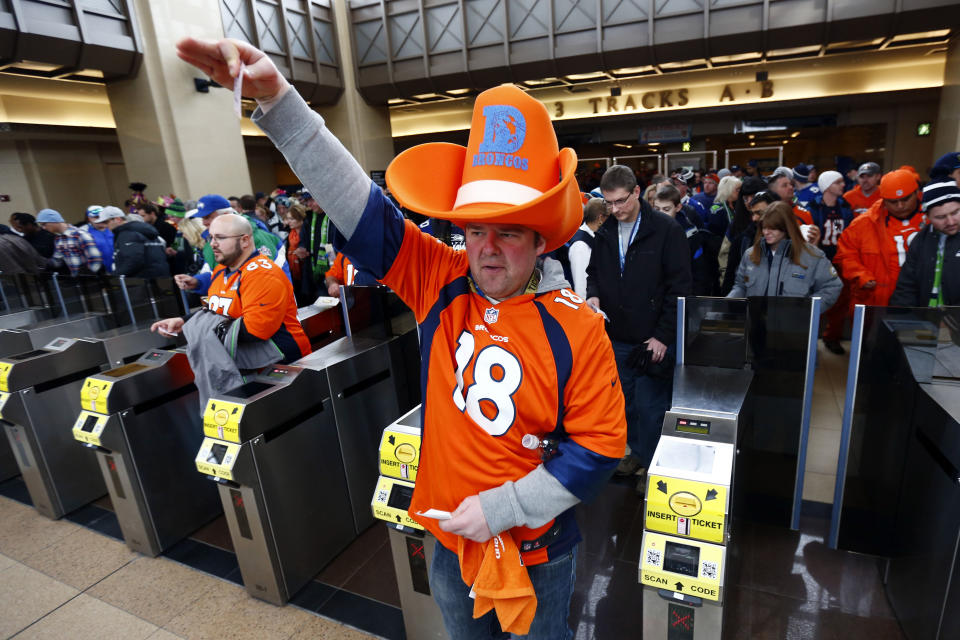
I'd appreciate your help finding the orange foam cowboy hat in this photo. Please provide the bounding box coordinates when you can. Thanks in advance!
[385,84,581,253]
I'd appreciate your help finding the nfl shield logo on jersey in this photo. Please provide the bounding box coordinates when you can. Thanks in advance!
[484,307,499,324]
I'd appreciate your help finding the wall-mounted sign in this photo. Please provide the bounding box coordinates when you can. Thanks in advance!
[639,124,692,144]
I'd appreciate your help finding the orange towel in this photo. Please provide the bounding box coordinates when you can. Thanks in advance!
[457,532,538,635]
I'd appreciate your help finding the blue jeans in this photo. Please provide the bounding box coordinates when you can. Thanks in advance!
[611,340,672,468]
[430,541,577,640]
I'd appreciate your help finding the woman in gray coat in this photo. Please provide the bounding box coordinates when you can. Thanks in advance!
[728,201,842,310]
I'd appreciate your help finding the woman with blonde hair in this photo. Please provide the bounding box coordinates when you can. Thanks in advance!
[728,201,841,309]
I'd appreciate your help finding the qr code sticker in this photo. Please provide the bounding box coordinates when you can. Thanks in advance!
[701,561,718,580]
[376,490,389,503]
[646,549,662,566]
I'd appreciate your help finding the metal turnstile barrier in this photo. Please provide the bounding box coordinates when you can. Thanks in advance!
[72,348,220,556]
[830,305,960,640]
[0,278,184,518]
[641,295,822,639]
[371,405,449,640]
[194,311,420,605]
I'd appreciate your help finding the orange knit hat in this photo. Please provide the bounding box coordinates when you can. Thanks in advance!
[385,84,581,252]
[879,169,919,199]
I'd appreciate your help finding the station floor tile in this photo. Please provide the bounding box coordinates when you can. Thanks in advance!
[161,577,318,640]
[87,555,223,628]
[20,525,136,590]
[12,593,159,640]
[0,562,79,638]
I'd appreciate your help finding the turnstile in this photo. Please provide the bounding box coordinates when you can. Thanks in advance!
[0,327,177,519]
[372,405,449,640]
[640,367,752,640]
[195,362,355,605]
[72,348,220,556]
[830,305,960,639]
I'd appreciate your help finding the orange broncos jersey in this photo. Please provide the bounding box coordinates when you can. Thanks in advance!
[371,216,626,564]
[325,252,357,285]
[207,254,311,363]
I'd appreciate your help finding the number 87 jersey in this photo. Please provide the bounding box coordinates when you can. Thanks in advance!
[376,218,627,564]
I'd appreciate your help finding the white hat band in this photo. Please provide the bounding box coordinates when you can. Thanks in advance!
[454,180,544,210]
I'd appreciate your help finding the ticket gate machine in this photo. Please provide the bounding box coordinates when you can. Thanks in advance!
[0,327,176,519]
[72,349,220,556]
[640,366,752,640]
[830,306,960,639]
[194,329,417,605]
[371,405,449,640]
[194,362,354,605]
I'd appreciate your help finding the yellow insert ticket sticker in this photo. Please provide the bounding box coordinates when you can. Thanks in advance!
[0,361,12,393]
[72,411,108,447]
[202,400,245,444]
[195,437,241,481]
[645,474,728,544]
[0,391,9,420]
[379,428,421,481]
[640,531,725,602]
[80,378,113,414]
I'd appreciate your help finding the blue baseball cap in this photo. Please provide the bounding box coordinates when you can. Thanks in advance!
[933,152,960,172]
[36,209,65,223]
[86,205,103,218]
[300,190,313,200]
[191,194,232,218]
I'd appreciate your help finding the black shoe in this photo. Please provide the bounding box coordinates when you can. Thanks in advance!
[824,340,845,355]
[615,456,643,477]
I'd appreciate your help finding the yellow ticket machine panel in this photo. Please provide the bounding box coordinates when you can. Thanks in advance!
[379,423,421,482]
[372,476,423,530]
[640,531,725,603]
[195,437,242,481]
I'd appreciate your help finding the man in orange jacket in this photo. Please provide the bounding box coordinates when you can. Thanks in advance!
[843,162,882,216]
[833,169,924,307]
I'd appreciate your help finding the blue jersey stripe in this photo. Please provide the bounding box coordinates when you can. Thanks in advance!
[335,182,407,280]
[532,300,573,434]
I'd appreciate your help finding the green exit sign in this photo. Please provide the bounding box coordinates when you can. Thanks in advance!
[681,142,692,152]
[917,122,932,136]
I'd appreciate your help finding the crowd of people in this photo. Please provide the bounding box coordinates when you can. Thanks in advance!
[1,185,365,305]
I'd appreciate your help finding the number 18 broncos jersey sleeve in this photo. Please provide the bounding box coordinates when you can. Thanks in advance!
[339,185,626,565]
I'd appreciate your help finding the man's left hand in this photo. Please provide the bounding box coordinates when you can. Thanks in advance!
[644,337,668,363]
[439,495,492,543]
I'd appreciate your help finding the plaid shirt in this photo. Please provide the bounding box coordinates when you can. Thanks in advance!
[52,225,103,276]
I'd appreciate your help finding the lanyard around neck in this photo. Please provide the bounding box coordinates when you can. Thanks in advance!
[929,233,947,307]
[619,215,641,273]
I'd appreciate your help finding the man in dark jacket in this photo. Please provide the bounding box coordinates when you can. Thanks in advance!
[96,206,171,278]
[0,224,47,273]
[8,212,55,258]
[586,165,692,485]
[891,180,960,307]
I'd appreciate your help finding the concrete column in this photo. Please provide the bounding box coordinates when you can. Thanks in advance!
[315,0,395,176]
[105,0,251,202]
[933,35,960,157]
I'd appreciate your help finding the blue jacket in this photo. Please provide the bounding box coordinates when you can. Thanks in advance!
[796,184,821,209]
[87,226,115,272]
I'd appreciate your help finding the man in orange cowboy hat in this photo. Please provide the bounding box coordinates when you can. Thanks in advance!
[178,38,626,638]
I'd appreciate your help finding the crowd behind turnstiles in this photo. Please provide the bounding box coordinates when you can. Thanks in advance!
[2,187,372,307]
[566,152,960,484]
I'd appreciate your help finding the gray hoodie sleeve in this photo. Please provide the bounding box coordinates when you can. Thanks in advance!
[251,89,371,240]
[727,249,750,298]
[478,465,580,535]
[810,253,842,311]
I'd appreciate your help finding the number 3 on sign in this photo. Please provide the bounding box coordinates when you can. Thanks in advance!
[452,331,522,436]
